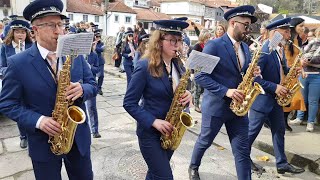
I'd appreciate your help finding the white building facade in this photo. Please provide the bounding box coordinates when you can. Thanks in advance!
[106,11,136,37]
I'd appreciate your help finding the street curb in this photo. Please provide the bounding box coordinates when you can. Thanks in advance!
[252,140,320,175]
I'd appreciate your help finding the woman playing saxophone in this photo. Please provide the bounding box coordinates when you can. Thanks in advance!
[123,19,192,179]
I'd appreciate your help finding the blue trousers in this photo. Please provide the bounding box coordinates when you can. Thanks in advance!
[124,64,134,86]
[32,143,93,180]
[297,75,320,123]
[97,65,104,90]
[18,123,27,140]
[87,97,99,134]
[190,114,251,180]
[138,137,174,180]
[248,106,288,168]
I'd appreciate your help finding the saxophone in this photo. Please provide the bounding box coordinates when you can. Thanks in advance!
[48,55,86,155]
[276,40,304,106]
[160,52,195,150]
[230,36,265,116]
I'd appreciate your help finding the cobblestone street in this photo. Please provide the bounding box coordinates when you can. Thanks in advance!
[0,69,319,180]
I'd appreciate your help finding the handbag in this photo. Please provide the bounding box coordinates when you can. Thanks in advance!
[112,52,119,61]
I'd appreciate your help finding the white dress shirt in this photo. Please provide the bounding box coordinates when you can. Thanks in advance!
[12,40,25,54]
[227,33,245,69]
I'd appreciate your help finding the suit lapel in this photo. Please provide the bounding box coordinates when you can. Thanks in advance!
[271,50,280,76]
[222,34,241,72]
[29,44,57,88]
[159,64,173,98]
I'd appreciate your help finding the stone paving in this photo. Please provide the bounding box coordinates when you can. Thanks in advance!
[0,69,319,180]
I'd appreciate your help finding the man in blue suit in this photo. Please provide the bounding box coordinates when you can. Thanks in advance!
[189,5,260,180]
[249,18,305,174]
[93,29,105,95]
[0,0,97,179]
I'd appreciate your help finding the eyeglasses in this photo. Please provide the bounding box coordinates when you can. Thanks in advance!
[162,38,183,46]
[234,21,251,31]
[35,22,65,30]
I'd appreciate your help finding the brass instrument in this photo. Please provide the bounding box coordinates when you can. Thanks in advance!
[160,51,195,150]
[276,40,304,106]
[230,36,265,116]
[48,54,86,155]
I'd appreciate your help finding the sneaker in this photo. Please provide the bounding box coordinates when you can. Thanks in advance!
[289,118,302,125]
[93,132,102,138]
[306,123,314,132]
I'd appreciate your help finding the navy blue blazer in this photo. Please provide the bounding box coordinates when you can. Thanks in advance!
[122,42,137,66]
[95,41,105,66]
[0,44,97,162]
[195,33,251,118]
[87,51,99,75]
[252,40,289,113]
[123,58,184,138]
[0,42,33,76]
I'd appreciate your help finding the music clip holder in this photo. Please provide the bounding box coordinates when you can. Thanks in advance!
[186,50,220,74]
[56,32,94,58]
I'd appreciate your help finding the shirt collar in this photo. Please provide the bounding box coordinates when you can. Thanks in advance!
[37,43,50,59]
[227,32,238,45]
[12,40,25,48]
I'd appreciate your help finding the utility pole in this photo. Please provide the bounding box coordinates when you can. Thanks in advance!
[105,0,109,36]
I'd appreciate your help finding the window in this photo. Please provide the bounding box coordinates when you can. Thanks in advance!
[125,16,131,23]
[114,15,119,22]
[95,16,99,23]
[83,15,88,22]
[68,14,73,21]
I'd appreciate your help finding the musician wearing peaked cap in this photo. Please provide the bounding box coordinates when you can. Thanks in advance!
[123,19,192,179]
[0,19,33,149]
[189,5,260,180]
[121,30,137,86]
[249,17,305,174]
[0,0,97,179]
[93,28,105,95]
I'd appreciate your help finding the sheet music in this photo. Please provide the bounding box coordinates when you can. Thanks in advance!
[268,31,283,51]
[186,50,220,74]
[56,32,94,57]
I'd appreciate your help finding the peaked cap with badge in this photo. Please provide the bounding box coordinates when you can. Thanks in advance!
[223,5,257,23]
[23,0,67,22]
[153,20,189,36]
[266,17,291,30]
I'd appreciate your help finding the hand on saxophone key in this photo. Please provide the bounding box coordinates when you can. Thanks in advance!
[152,119,173,136]
[252,65,262,77]
[65,82,84,101]
[226,89,245,103]
[179,90,192,106]
[275,85,288,96]
[39,117,62,136]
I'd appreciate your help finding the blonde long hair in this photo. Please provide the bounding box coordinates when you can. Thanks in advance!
[143,30,165,77]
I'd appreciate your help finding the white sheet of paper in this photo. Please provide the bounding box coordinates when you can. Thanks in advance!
[186,50,220,74]
[56,32,94,57]
[268,31,283,51]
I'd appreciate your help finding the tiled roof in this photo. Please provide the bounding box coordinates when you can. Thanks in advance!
[67,0,104,15]
[108,1,137,14]
[135,8,171,21]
